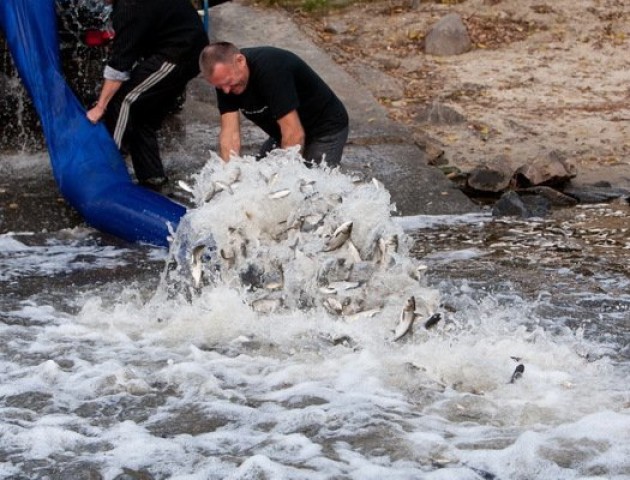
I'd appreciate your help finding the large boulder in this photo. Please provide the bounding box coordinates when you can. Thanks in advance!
[492,191,551,218]
[424,13,472,56]
[514,151,577,187]
[466,155,514,193]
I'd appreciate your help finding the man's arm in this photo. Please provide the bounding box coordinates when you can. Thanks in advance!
[86,78,123,124]
[278,110,306,153]
[277,110,305,153]
[219,111,242,162]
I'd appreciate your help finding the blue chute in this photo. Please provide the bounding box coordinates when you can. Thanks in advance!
[0,0,186,247]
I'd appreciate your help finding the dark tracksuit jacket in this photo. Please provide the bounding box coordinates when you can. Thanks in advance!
[104,0,215,182]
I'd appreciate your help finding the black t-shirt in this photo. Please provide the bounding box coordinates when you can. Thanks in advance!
[217,47,348,141]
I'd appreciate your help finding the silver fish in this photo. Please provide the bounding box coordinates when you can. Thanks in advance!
[228,227,248,258]
[379,234,398,267]
[215,180,234,195]
[263,263,284,290]
[190,245,205,289]
[323,221,353,252]
[328,281,361,292]
[220,246,236,268]
[407,263,429,282]
[323,297,344,315]
[319,286,338,295]
[392,296,416,342]
[177,180,194,194]
[203,182,217,203]
[344,308,382,322]
[269,189,291,199]
[318,281,360,295]
[260,171,279,186]
[346,240,362,263]
[251,295,283,314]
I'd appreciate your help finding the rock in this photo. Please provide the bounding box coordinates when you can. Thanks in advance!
[518,186,578,206]
[562,185,630,204]
[492,191,528,217]
[492,191,551,218]
[425,142,447,165]
[413,134,446,165]
[424,13,472,56]
[466,155,514,193]
[514,151,577,187]
[415,100,466,125]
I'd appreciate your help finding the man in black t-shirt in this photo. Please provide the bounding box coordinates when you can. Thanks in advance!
[86,0,227,191]
[199,42,349,167]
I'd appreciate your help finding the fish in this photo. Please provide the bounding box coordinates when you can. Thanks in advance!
[228,227,248,258]
[318,281,360,295]
[220,246,236,268]
[423,312,441,329]
[215,180,234,195]
[344,308,382,322]
[177,180,194,194]
[190,244,205,289]
[392,296,417,342]
[379,234,398,267]
[203,182,217,202]
[328,281,361,292]
[346,240,362,263]
[263,263,284,290]
[408,263,429,281]
[509,364,525,383]
[251,295,283,314]
[323,297,344,315]
[323,221,353,252]
[269,189,291,199]
[260,171,279,186]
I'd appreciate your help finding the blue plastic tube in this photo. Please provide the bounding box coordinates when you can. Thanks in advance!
[0,0,186,247]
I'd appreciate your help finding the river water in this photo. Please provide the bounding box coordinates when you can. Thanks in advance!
[0,150,628,480]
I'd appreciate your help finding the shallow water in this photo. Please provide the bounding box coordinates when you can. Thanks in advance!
[0,152,628,480]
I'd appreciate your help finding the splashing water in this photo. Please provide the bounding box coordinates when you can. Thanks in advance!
[0,149,628,479]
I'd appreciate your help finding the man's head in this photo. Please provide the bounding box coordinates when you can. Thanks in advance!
[199,42,249,95]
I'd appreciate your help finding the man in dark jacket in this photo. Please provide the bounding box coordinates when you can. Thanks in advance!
[87,0,224,190]
[199,41,349,167]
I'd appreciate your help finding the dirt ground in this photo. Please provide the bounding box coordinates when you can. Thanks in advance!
[278,0,630,188]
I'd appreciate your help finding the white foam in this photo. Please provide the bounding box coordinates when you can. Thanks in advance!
[1,150,628,478]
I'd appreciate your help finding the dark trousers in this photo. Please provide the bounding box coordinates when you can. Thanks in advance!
[104,54,198,182]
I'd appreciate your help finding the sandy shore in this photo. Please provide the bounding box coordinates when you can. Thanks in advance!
[289,0,630,188]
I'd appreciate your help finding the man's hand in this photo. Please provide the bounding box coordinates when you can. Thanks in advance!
[86,104,106,124]
[86,78,123,124]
